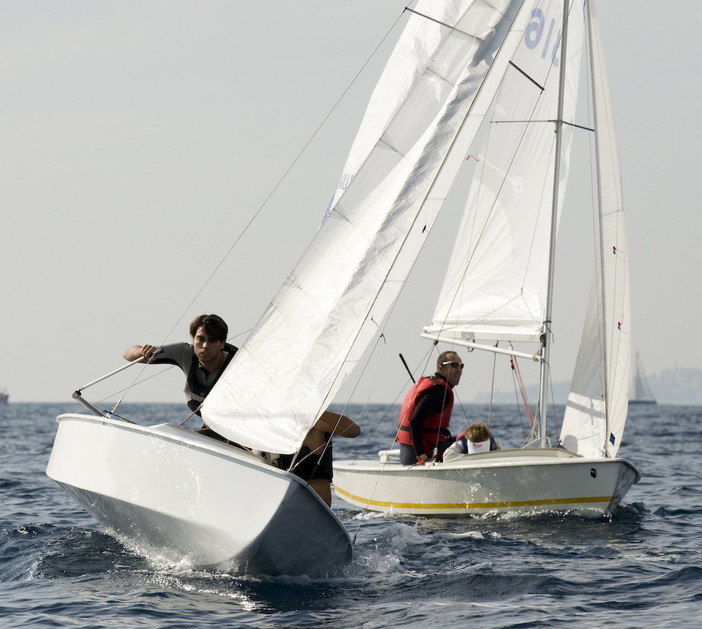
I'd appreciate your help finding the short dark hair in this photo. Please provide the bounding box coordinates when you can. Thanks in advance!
[189,314,228,342]
[436,350,459,369]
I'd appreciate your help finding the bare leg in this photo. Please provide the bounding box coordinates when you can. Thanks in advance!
[308,478,332,506]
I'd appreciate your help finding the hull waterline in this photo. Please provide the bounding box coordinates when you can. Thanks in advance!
[46,414,352,576]
[333,448,640,517]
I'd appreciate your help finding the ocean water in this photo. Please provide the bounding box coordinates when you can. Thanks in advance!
[1,401,700,628]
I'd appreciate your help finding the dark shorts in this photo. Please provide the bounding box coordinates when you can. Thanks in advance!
[277,442,334,482]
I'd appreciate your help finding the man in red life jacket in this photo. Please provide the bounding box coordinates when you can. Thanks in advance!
[396,351,464,465]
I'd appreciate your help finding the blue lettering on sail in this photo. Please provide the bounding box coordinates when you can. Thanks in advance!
[524,9,560,67]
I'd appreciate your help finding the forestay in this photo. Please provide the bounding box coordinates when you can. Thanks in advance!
[203,0,535,454]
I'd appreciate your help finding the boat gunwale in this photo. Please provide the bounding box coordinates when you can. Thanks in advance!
[334,447,641,481]
[54,412,324,496]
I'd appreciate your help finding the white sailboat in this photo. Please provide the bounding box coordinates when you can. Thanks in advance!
[333,0,641,517]
[629,351,657,405]
[46,0,640,578]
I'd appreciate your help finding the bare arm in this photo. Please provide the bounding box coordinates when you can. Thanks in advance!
[123,344,159,362]
[300,411,361,453]
[313,411,361,438]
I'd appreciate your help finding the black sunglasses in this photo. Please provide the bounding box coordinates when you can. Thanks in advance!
[441,361,464,369]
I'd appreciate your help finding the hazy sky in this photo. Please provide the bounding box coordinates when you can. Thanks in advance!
[1,1,699,407]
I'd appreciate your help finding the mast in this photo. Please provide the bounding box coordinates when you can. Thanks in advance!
[586,0,611,453]
[537,0,570,447]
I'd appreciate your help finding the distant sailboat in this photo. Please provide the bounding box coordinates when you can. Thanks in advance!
[629,351,657,405]
[0,389,8,404]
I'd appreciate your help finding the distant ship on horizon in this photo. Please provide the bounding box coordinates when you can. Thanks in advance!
[629,351,657,405]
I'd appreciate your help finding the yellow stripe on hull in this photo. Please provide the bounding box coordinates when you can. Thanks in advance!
[333,485,612,511]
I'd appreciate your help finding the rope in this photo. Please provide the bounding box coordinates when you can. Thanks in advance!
[111,9,409,411]
[510,352,535,428]
[178,408,201,427]
[488,345,498,425]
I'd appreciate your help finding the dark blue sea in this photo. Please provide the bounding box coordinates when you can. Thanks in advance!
[1,401,700,628]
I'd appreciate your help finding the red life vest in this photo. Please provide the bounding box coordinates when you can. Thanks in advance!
[396,376,453,456]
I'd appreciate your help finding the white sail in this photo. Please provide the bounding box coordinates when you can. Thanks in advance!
[560,1,630,458]
[327,0,528,215]
[424,0,585,345]
[203,0,535,453]
[47,1,641,572]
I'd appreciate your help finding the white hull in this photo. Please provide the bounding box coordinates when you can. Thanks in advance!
[46,414,352,576]
[333,449,640,517]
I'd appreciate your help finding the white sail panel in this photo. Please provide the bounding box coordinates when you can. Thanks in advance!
[203,0,534,453]
[425,0,585,344]
[327,0,472,214]
[560,0,631,457]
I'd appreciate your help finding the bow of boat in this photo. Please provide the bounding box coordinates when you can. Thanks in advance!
[47,413,352,576]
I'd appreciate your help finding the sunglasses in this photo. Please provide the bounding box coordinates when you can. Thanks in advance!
[441,361,464,369]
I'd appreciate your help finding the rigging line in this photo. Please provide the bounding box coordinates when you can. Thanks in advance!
[116,20,406,404]
[328,331,387,420]
[428,11,575,339]
[93,365,176,405]
[428,81,552,339]
[427,343,455,458]
[488,345,498,424]
[510,366,531,444]
[348,343,435,532]
[136,10,411,400]
[493,119,594,133]
[289,398,368,478]
[331,3,536,394]
[510,351,535,428]
[348,405,404,541]
[205,9,407,263]
[113,327,251,415]
[292,331,387,481]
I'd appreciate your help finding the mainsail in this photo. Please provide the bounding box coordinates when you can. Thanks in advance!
[424,0,585,345]
[203,0,534,453]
